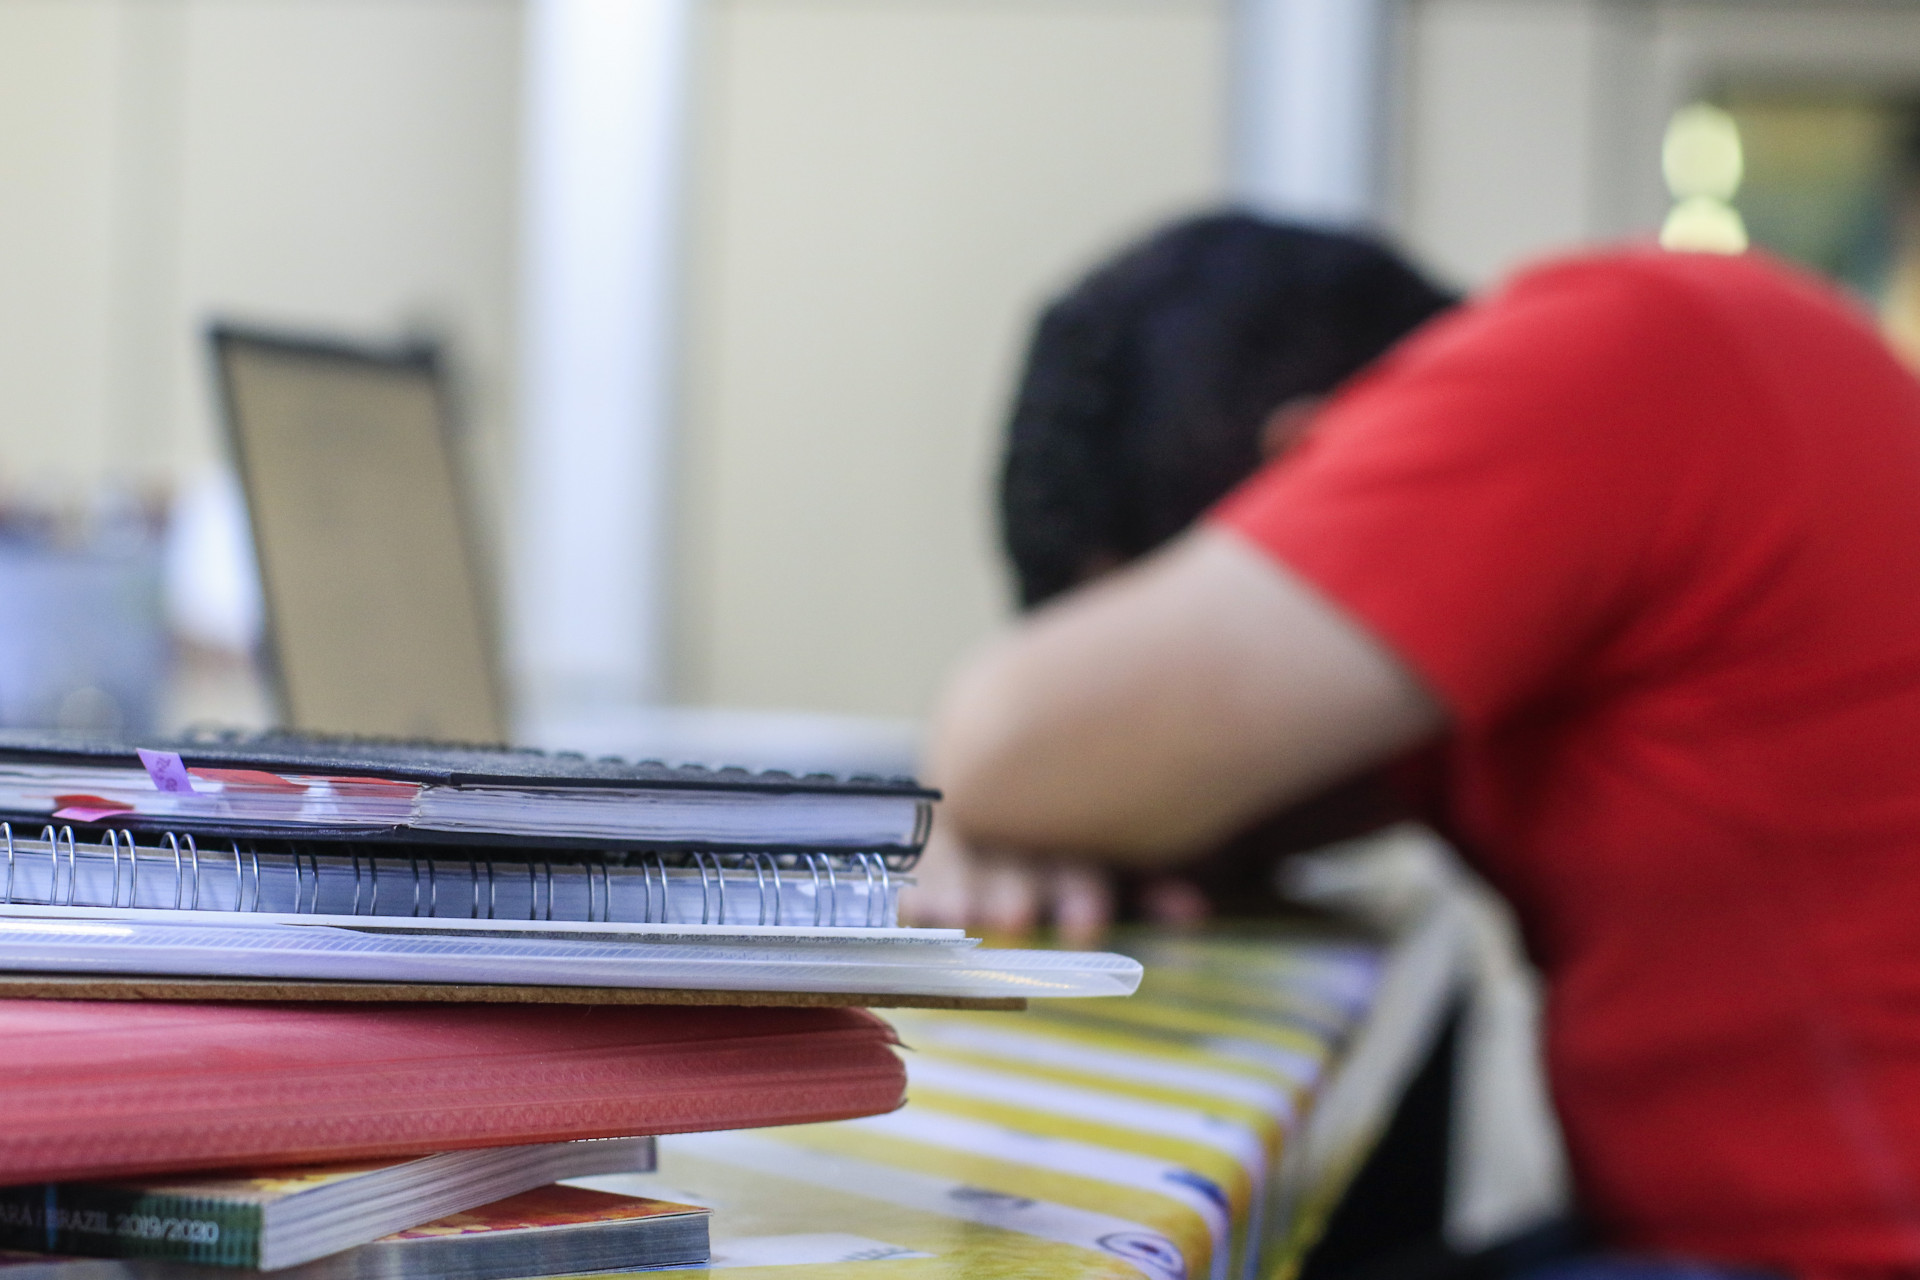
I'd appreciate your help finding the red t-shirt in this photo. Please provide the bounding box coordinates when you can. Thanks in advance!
[1213,248,1920,1277]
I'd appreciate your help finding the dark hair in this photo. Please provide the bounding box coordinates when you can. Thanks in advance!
[999,212,1459,608]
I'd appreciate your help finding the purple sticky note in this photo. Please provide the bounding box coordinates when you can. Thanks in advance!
[136,749,196,795]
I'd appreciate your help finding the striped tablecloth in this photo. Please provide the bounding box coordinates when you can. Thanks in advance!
[590,915,1466,1280]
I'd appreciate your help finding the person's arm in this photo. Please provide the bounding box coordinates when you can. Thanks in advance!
[926,525,1444,868]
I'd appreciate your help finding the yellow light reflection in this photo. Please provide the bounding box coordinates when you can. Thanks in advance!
[1664,103,1745,201]
[1661,103,1748,254]
[1660,195,1750,254]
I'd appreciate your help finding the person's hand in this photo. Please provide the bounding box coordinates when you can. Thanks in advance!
[898,822,1115,947]
[898,821,1213,946]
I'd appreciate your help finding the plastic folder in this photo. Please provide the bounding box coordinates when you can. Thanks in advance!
[0,1000,906,1184]
[0,915,1142,1000]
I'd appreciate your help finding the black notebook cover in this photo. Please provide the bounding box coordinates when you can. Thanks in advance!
[0,728,931,794]
[0,729,936,852]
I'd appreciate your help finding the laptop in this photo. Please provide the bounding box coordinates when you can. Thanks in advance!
[208,324,507,744]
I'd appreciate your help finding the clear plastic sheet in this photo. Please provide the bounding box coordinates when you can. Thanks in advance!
[0,916,1143,999]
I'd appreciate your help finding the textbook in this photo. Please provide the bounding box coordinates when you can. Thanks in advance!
[0,1138,655,1269]
[0,1001,906,1185]
[0,1186,710,1280]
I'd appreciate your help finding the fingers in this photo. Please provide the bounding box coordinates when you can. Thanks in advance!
[1140,876,1211,928]
[976,857,1113,943]
[978,859,1043,935]
[1050,864,1114,947]
[897,823,1116,944]
[897,826,975,929]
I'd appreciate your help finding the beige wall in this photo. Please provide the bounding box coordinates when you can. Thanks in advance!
[18,0,1904,725]
[671,0,1230,718]
[0,1,121,498]
[1392,0,1627,289]
[1388,0,1687,291]
[0,0,521,541]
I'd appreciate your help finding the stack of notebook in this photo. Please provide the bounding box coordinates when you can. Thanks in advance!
[0,729,1139,1003]
[0,729,1139,1276]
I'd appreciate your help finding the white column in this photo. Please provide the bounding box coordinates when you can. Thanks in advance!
[1232,0,1388,226]
[515,0,693,717]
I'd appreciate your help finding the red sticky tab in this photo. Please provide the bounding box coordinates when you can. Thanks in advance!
[53,795,134,815]
[136,749,196,794]
[187,768,306,792]
[311,774,417,791]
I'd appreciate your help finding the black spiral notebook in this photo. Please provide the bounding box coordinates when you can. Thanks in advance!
[0,727,934,931]
[0,729,935,853]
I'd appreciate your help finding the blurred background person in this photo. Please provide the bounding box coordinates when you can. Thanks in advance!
[904,211,1572,1280]
[904,211,1459,935]
[924,233,1920,1280]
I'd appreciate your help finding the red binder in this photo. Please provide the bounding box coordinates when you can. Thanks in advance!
[0,1001,905,1183]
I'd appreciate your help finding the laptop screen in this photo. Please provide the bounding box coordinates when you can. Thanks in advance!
[211,326,506,744]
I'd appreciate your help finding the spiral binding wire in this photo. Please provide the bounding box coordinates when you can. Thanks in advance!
[0,823,901,927]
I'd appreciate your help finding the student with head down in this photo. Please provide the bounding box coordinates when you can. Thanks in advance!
[912,212,1920,1280]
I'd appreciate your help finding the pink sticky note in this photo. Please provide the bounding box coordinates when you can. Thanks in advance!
[136,749,196,795]
[55,807,132,824]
